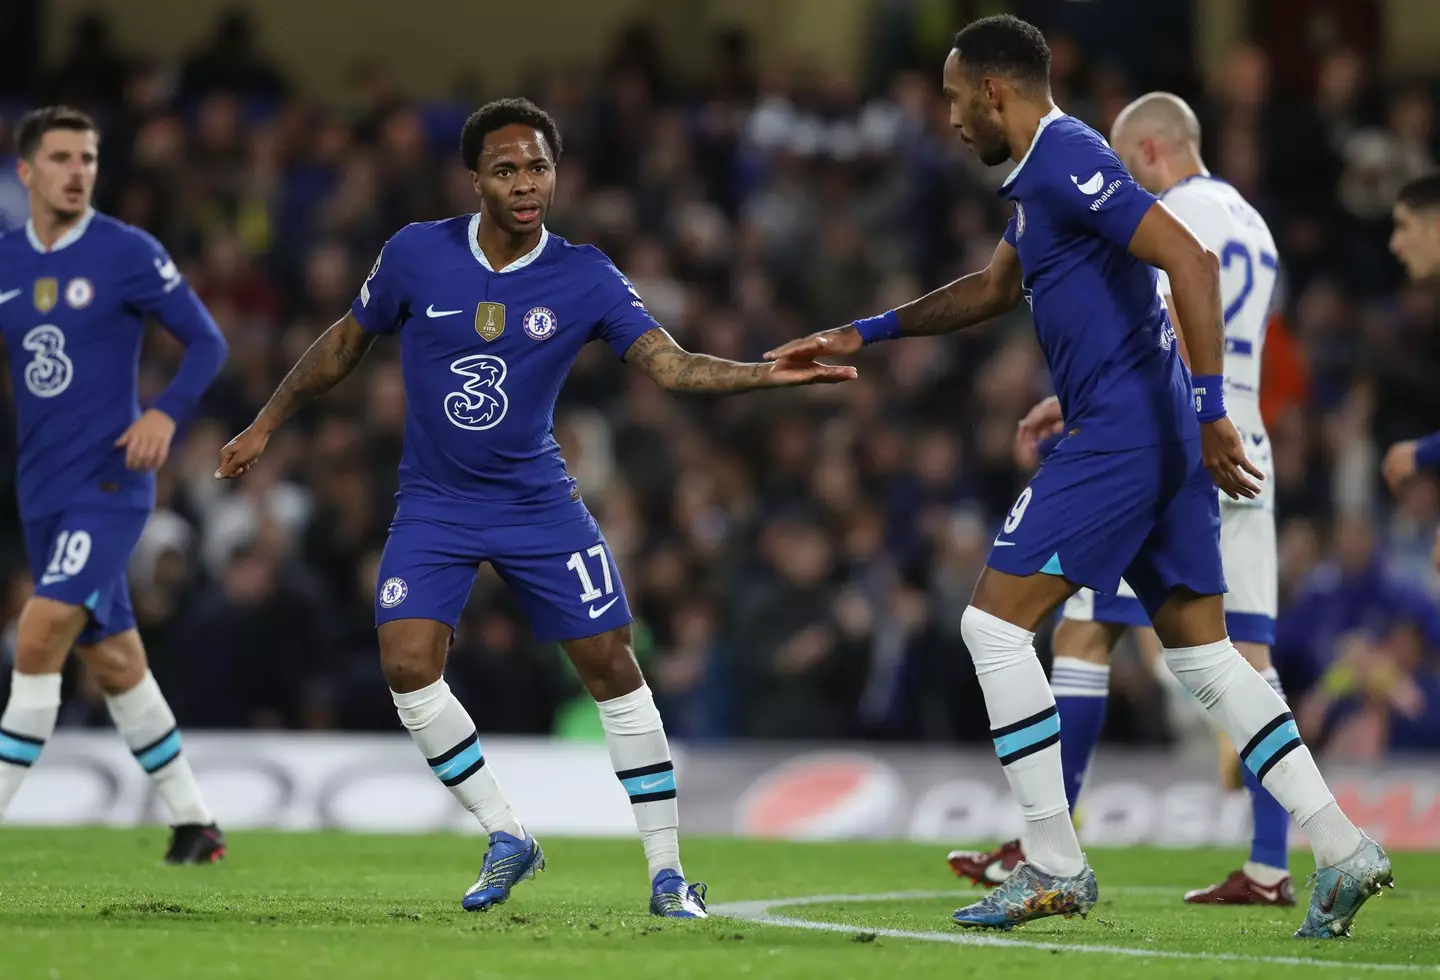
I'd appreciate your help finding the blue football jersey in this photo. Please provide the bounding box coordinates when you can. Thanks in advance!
[1001,108,1196,451]
[350,215,661,524]
[0,211,226,521]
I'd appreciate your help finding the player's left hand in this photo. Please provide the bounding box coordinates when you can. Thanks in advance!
[763,349,858,387]
[115,409,177,471]
[1382,440,1418,494]
[1201,417,1264,500]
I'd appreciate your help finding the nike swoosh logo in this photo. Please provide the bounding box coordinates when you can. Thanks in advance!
[0,289,21,305]
[1251,884,1280,902]
[588,597,621,619]
[1318,879,1342,913]
[638,777,669,790]
[992,540,1016,548]
[39,573,68,586]
[426,305,463,318]
[983,860,1014,884]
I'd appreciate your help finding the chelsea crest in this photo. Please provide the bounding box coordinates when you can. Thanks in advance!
[523,306,557,341]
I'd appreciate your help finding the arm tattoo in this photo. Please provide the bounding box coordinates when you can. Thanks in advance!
[624,328,769,393]
[896,269,1012,337]
[256,316,376,431]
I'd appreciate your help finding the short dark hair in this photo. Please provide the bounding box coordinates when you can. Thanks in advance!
[1397,173,1440,211]
[952,15,1051,91]
[460,98,563,171]
[17,105,98,160]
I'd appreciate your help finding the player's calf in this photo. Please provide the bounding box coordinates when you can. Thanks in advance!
[563,627,705,914]
[960,598,1085,880]
[0,597,88,817]
[80,631,216,834]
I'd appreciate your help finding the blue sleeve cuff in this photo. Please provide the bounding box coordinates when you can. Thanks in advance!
[1416,433,1440,470]
[854,309,900,345]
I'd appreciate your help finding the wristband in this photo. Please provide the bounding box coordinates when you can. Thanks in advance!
[1416,433,1440,470]
[853,309,900,345]
[1193,374,1225,423]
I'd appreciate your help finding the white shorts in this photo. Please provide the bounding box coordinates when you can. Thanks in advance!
[1060,502,1277,644]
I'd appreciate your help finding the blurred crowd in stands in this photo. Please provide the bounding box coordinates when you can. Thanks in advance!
[1,8,1439,754]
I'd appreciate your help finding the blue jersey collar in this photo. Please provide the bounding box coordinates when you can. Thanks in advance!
[467,213,550,273]
[26,208,95,253]
[1001,105,1066,189]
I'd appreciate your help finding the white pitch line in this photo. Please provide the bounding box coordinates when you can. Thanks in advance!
[709,890,1439,974]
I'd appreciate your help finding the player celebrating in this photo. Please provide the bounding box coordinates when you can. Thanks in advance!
[1382,174,1440,530]
[767,17,1388,937]
[0,107,229,861]
[216,98,854,917]
[950,93,1297,907]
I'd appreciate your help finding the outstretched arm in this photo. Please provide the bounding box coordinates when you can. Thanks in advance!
[624,326,855,393]
[216,312,376,477]
[764,239,1022,361]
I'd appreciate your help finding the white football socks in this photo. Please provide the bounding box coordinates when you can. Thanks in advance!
[0,671,62,817]
[1163,639,1363,866]
[392,678,524,839]
[597,684,682,881]
[105,671,212,825]
[961,607,1084,877]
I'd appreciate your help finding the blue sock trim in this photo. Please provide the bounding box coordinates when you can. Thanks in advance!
[0,727,44,767]
[617,760,677,803]
[427,733,485,787]
[1240,713,1303,782]
[133,727,182,773]
[1243,763,1289,870]
[992,706,1062,765]
[1055,694,1107,812]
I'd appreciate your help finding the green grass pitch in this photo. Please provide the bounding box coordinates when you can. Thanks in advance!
[1,829,1436,979]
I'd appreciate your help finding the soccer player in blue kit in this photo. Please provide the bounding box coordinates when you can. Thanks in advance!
[768,17,1390,938]
[0,107,229,862]
[216,98,855,917]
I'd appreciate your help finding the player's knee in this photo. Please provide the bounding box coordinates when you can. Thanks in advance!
[1161,638,1242,708]
[14,598,87,672]
[378,621,449,694]
[960,606,1035,675]
[76,631,146,695]
[1053,619,1112,665]
[564,627,641,702]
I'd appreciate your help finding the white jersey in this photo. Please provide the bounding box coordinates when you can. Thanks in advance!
[1154,175,1278,512]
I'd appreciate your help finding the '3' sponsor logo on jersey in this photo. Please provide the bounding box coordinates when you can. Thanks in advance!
[443,354,509,430]
[22,324,74,398]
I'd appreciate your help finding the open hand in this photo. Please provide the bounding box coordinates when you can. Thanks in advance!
[115,409,177,471]
[216,424,271,479]
[1015,396,1064,469]
[764,325,863,365]
[1202,417,1264,500]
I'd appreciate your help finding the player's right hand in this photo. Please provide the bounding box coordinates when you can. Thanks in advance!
[1201,417,1264,500]
[1015,396,1065,469]
[763,325,863,363]
[216,425,270,479]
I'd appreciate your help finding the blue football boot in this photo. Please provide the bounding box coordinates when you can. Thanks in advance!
[461,830,545,911]
[649,869,708,918]
[1295,834,1393,939]
[952,860,1097,930]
